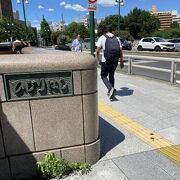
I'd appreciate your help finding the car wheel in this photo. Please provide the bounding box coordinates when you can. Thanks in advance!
[154,46,161,51]
[137,46,143,51]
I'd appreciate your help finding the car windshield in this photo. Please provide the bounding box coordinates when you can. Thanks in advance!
[154,38,166,42]
[120,38,125,43]
[83,38,90,42]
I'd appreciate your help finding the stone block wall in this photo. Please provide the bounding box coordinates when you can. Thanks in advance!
[0,49,100,180]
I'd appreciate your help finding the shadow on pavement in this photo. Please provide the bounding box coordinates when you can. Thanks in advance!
[116,87,134,96]
[99,117,125,158]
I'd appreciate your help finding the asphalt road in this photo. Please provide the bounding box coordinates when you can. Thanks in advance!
[117,51,180,83]
[54,47,180,84]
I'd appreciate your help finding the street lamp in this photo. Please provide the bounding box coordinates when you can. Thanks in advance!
[17,0,29,40]
[7,23,14,42]
[44,29,50,47]
[115,0,124,37]
[5,30,11,42]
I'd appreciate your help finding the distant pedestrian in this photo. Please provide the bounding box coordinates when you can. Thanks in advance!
[96,25,124,100]
[71,34,81,52]
[55,34,71,51]
[130,39,134,47]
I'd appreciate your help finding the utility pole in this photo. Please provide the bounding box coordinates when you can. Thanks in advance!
[17,0,29,40]
[88,0,97,56]
[115,0,124,37]
[89,11,95,56]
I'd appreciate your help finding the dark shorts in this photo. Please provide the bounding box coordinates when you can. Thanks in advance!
[100,60,118,77]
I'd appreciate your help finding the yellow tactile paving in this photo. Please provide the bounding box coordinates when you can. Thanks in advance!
[98,101,180,165]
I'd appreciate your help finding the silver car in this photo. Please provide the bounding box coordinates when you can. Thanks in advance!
[168,38,180,51]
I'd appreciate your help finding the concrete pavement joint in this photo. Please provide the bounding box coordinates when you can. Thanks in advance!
[98,101,180,165]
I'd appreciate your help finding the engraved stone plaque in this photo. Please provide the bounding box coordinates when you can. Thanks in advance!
[4,71,73,101]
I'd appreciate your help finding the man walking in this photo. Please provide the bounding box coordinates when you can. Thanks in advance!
[96,25,124,100]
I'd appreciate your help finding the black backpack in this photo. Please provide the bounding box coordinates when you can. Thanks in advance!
[104,35,121,62]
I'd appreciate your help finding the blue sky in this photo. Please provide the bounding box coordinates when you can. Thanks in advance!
[12,0,180,28]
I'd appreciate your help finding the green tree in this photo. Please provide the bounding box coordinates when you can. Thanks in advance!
[0,17,9,41]
[65,22,88,39]
[78,24,88,39]
[13,21,36,42]
[51,31,62,45]
[124,8,159,39]
[97,15,125,36]
[113,30,133,40]
[153,28,180,39]
[40,17,52,46]
[171,22,179,29]
[0,17,36,42]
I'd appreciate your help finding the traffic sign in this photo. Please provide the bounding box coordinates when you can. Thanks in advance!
[88,3,96,11]
[88,0,97,3]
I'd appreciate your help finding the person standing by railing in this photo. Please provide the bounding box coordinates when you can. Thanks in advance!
[71,34,81,52]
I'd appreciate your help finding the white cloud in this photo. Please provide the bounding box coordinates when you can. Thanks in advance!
[97,0,117,6]
[38,5,44,9]
[59,1,86,12]
[33,20,39,23]
[47,8,54,12]
[60,1,66,6]
[31,23,40,30]
[64,4,86,11]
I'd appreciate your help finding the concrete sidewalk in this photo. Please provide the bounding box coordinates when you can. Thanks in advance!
[64,70,180,180]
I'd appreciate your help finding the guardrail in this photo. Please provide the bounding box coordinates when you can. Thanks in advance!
[123,54,180,85]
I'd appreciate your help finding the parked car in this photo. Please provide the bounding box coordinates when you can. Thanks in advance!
[83,38,90,49]
[137,37,175,51]
[168,38,180,51]
[0,42,13,54]
[120,38,132,50]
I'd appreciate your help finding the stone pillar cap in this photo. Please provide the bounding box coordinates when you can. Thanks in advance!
[0,47,97,73]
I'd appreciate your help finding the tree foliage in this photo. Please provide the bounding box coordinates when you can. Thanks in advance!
[40,17,52,46]
[13,21,36,41]
[0,17,8,41]
[153,28,180,39]
[51,31,62,45]
[51,31,71,45]
[65,22,88,39]
[97,15,125,36]
[124,8,160,39]
[97,9,159,39]
[171,22,180,29]
[0,16,36,42]
[113,30,133,40]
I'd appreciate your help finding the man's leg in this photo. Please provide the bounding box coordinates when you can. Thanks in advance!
[109,73,115,87]
[108,61,118,99]
[101,62,112,91]
[109,61,118,88]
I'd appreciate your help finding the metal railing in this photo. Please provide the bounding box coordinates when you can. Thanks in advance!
[123,54,180,85]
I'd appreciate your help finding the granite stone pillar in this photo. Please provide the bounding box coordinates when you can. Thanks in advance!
[0,48,100,179]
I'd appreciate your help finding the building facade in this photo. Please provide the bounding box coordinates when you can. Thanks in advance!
[0,0,13,19]
[150,5,180,30]
[13,10,20,20]
[172,11,180,27]
[157,12,173,30]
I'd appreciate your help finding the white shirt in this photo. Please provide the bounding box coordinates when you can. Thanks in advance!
[96,32,122,62]
[72,39,81,52]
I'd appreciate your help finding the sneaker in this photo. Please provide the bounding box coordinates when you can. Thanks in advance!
[109,88,116,100]
[107,89,111,96]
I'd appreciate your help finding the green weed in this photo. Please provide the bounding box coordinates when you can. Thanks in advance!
[37,152,91,179]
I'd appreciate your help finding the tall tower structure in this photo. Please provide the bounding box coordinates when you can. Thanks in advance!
[59,14,65,31]
[0,0,13,20]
